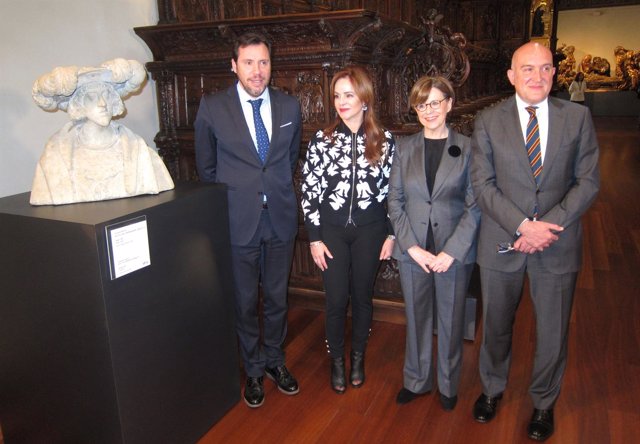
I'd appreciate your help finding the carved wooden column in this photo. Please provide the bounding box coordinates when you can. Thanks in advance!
[151,70,181,178]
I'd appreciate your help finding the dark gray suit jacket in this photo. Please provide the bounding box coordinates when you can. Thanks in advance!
[470,95,600,273]
[194,84,302,245]
[389,129,480,265]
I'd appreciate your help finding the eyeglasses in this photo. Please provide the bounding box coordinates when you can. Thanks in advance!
[415,97,449,112]
[496,242,515,254]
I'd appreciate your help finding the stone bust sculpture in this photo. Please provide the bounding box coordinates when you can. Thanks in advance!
[30,58,174,205]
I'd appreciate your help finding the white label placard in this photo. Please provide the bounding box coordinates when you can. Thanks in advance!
[106,216,150,279]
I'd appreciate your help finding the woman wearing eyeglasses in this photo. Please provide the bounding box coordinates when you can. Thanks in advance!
[387,76,480,411]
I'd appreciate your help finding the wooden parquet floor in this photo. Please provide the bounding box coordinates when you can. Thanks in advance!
[197,117,640,444]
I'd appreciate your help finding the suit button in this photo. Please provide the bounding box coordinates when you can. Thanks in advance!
[427,201,432,205]
[262,167,267,172]
[433,222,439,227]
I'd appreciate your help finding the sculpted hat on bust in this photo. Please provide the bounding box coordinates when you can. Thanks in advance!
[32,58,147,112]
[76,67,114,88]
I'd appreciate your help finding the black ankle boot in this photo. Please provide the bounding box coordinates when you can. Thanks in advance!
[331,357,346,394]
[350,351,365,388]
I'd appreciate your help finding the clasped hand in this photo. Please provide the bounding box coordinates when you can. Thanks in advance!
[407,246,454,274]
[514,219,564,254]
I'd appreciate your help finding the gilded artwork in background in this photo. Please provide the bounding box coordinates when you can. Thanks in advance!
[581,54,610,77]
[529,0,554,48]
[555,43,640,91]
[614,46,640,91]
[556,44,576,89]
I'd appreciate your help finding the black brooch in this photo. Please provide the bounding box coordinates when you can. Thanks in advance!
[448,145,461,157]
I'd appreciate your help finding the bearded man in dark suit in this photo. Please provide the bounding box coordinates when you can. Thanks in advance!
[470,42,600,441]
[195,32,302,408]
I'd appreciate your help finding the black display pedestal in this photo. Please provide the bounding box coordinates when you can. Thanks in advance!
[0,183,239,444]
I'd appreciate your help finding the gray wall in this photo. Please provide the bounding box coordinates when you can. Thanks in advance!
[0,0,158,198]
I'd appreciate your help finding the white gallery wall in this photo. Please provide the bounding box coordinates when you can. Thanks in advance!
[0,0,158,198]
[557,5,640,72]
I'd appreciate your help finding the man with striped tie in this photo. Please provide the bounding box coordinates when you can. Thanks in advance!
[470,42,600,441]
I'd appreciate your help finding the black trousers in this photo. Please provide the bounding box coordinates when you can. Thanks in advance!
[320,219,387,358]
[230,209,295,377]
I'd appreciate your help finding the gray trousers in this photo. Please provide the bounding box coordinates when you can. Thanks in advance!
[478,260,577,409]
[398,260,473,397]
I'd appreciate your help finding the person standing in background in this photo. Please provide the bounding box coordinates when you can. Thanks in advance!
[569,71,587,105]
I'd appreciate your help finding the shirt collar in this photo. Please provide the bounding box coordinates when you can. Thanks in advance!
[236,82,270,105]
[514,93,548,114]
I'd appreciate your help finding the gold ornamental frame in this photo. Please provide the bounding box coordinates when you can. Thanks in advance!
[529,0,554,47]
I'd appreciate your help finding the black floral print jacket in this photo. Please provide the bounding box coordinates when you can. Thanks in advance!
[301,121,396,241]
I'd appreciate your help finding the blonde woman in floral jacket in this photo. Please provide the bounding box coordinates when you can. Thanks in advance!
[301,65,396,394]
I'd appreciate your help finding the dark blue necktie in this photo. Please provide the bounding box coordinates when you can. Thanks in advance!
[249,99,269,163]
[525,106,542,186]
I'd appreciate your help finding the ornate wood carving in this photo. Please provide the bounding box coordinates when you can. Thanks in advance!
[156,0,416,23]
[396,10,470,120]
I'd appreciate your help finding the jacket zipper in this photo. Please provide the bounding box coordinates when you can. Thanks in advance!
[346,132,357,227]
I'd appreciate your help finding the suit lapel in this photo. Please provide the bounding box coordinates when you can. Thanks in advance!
[406,132,430,200]
[431,128,456,198]
[227,85,262,164]
[267,88,281,163]
[541,98,566,184]
[502,98,538,187]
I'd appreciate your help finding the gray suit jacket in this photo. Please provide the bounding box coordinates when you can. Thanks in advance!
[388,128,480,265]
[194,84,302,245]
[470,95,600,273]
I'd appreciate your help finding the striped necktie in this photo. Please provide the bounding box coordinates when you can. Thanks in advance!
[525,106,542,186]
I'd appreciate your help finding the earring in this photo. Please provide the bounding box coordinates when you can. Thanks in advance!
[362,104,368,111]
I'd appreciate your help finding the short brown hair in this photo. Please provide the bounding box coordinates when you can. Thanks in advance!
[409,76,455,109]
[232,32,272,61]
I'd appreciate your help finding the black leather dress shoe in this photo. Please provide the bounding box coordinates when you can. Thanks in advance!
[244,376,264,408]
[439,394,458,411]
[350,351,365,388]
[473,393,502,423]
[265,365,299,395]
[527,408,554,441]
[396,387,428,405]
